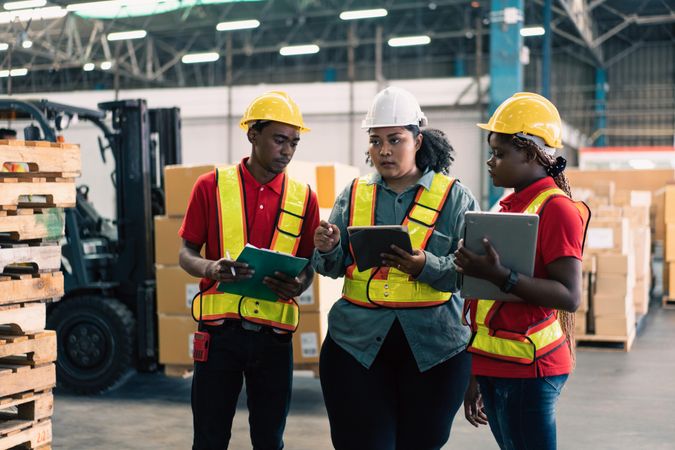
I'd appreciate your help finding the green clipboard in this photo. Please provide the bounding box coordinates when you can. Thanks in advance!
[216,244,309,301]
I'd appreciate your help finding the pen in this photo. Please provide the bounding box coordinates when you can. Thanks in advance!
[225,251,237,277]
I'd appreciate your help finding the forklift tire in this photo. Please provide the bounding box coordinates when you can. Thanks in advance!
[47,295,135,394]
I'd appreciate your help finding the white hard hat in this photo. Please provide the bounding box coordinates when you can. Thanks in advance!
[361,86,428,129]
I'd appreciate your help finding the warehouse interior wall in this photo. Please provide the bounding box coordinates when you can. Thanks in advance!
[19,77,486,219]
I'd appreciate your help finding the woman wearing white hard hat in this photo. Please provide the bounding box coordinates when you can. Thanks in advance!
[312,86,479,449]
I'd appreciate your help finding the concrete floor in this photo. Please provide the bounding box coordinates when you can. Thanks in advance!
[53,305,675,449]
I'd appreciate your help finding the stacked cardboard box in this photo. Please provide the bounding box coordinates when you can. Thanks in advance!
[576,256,596,335]
[0,139,80,449]
[664,185,675,300]
[577,180,654,337]
[156,165,214,370]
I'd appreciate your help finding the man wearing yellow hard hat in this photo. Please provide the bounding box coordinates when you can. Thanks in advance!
[178,91,320,449]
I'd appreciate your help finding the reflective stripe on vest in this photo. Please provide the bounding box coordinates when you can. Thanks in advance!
[191,165,309,331]
[466,186,590,364]
[342,173,455,308]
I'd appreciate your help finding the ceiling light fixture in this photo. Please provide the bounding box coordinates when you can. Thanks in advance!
[520,26,545,37]
[216,19,260,31]
[83,62,95,71]
[107,29,147,41]
[339,8,387,20]
[181,52,220,64]
[387,35,431,47]
[3,0,46,10]
[279,44,320,56]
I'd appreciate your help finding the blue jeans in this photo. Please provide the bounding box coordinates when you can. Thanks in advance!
[477,375,568,450]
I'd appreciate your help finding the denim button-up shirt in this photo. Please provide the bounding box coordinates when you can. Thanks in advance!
[312,169,480,372]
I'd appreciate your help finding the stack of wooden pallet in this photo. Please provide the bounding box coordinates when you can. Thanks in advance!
[0,139,79,450]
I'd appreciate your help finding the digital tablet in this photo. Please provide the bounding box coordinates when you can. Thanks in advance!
[347,225,413,272]
[460,212,539,301]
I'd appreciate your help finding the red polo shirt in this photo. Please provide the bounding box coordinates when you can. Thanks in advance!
[179,158,320,292]
[471,176,585,378]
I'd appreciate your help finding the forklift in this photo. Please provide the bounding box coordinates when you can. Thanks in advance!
[0,98,182,393]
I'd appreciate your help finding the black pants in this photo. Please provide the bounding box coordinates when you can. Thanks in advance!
[192,322,293,450]
[320,320,471,450]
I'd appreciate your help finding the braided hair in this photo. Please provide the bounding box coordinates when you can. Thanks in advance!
[509,134,578,362]
[365,126,456,174]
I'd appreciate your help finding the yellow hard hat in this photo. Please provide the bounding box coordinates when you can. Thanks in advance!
[477,92,563,148]
[239,90,310,132]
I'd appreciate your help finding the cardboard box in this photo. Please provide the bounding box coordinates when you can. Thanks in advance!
[665,185,675,224]
[595,274,630,297]
[579,273,590,312]
[593,294,631,316]
[594,311,635,337]
[156,265,201,315]
[633,227,651,280]
[316,163,360,209]
[633,278,650,316]
[154,216,184,265]
[586,218,630,255]
[297,274,343,313]
[594,206,623,220]
[666,262,675,298]
[592,181,616,204]
[622,206,651,228]
[666,223,675,262]
[158,314,198,366]
[596,254,631,275]
[575,312,587,335]
[614,190,652,208]
[292,310,329,364]
[581,254,597,273]
[164,164,216,217]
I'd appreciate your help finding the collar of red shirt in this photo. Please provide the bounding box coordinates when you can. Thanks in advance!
[239,157,284,195]
[499,176,557,212]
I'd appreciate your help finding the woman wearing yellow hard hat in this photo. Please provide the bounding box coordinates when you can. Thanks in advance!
[455,92,590,450]
[312,86,479,449]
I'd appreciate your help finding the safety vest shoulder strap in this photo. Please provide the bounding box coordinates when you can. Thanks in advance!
[216,166,247,258]
[270,176,311,255]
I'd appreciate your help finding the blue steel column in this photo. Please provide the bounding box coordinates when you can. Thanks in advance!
[542,0,552,99]
[487,0,524,207]
[595,68,607,146]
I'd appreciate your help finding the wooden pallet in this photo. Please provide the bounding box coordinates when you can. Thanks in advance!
[0,418,51,450]
[0,332,56,365]
[294,362,320,378]
[0,178,75,209]
[0,210,64,241]
[164,364,194,378]
[0,363,55,399]
[0,303,46,335]
[0,390,53,424]
[0,244,61,274]
[0,140,80,176]
[576,327,636,352]
[0,272,63,307]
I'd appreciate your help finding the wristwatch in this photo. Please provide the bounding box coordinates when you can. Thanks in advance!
[501,269,519,293]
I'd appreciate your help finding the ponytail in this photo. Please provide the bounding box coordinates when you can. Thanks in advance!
[406,126,455,175]
[511,134,577,363]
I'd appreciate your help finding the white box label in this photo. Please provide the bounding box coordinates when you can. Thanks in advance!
[188,332,195,358]
[297,282,315,306]
[587,228,614,249]
[300,332,319,358]
[185,283,200,309]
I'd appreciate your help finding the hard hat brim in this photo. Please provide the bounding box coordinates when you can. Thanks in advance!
[240,120,311,133]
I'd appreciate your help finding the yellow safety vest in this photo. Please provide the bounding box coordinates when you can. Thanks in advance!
[342,173,456,308]
[466,187,591,364]
[191,165,310,332]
